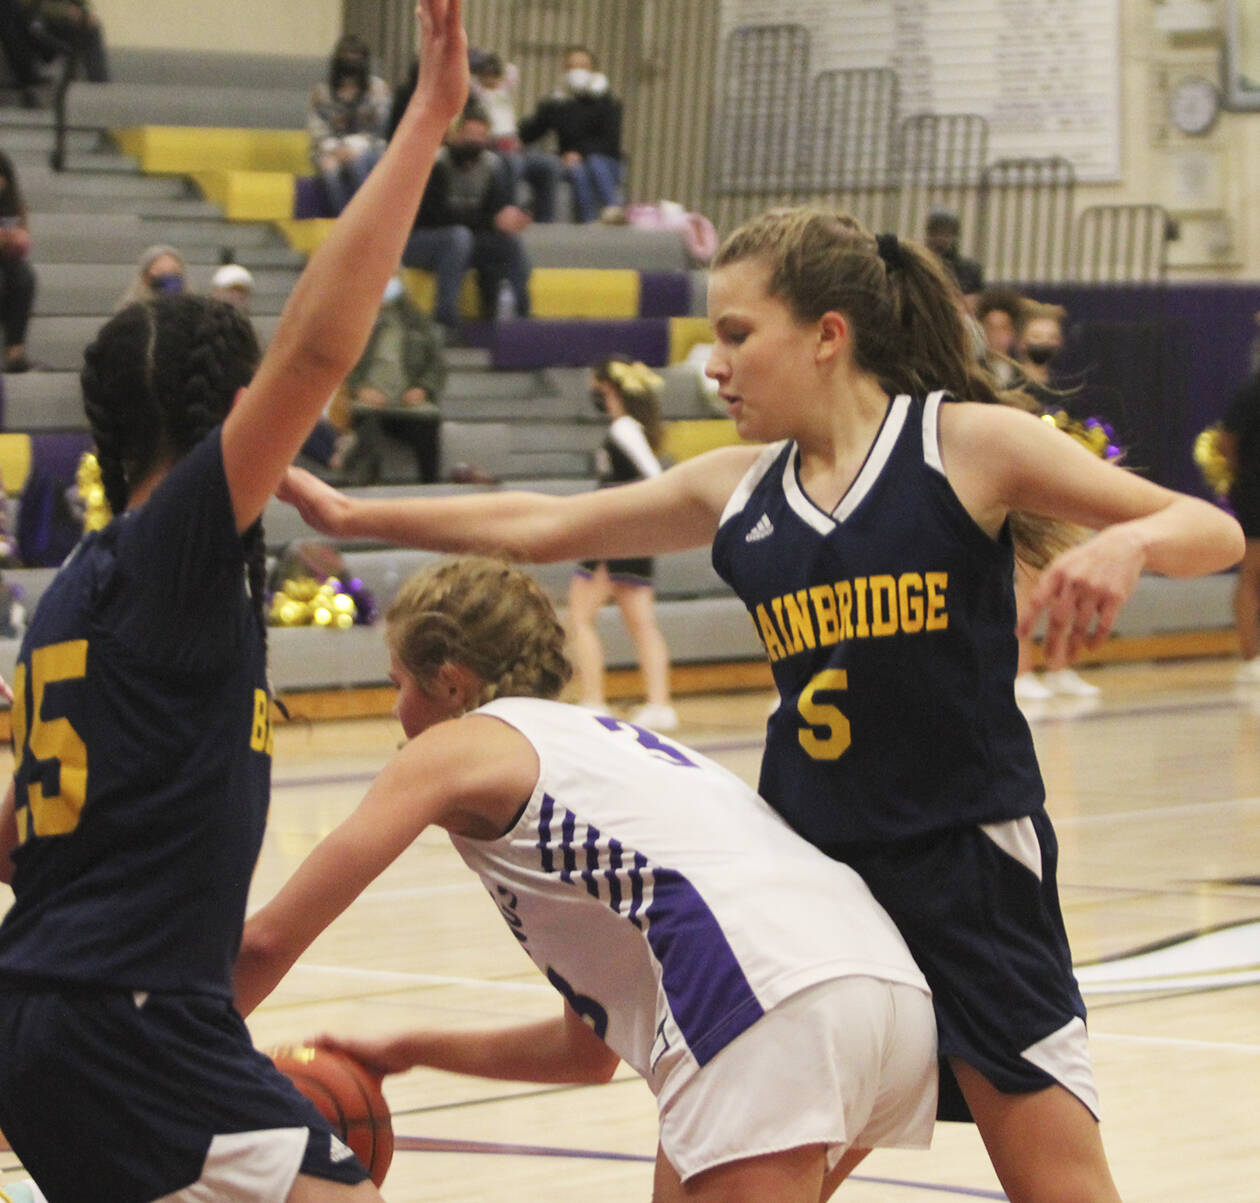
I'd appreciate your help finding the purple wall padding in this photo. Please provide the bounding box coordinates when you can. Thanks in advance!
[31,432,94,480]
[293,176,332,220]
[637,272,691,318]
[490,319,670,369]
[1014,282,1260,495]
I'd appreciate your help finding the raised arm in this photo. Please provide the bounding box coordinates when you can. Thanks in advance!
[222,0,468,532]
[941,401,1245,665]
[234,713,535,1016]
[317,1003,620,1086]
[278,440,764,561]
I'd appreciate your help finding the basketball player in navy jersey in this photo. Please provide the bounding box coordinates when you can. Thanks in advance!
[0,4,469,1200]
[235,556,939,1202]
[276,207,1244,1202]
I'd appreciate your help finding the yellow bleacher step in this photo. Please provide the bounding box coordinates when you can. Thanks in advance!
[0,434,32,495]
[662,420,748,462]
[114,127,309,176]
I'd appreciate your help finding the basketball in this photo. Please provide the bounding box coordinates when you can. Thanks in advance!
[270,1044,394,1187]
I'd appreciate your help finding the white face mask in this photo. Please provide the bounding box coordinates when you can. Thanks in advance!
[382,277,405,305]
[565,67,593,94]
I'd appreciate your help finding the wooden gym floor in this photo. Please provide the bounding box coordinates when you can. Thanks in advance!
[2,656,1258,1201]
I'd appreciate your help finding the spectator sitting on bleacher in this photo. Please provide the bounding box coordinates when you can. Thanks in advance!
[210,262,255,313]
[401,100,532,336]
[114,244,186,311]
[924,208,984,314]
[29,0,108,82]
[0,0,44,107]
[518,44,624,224]
[309,33,391,216]
[469,50,560,222]
[0,150,37,373]
[338,275,447,486]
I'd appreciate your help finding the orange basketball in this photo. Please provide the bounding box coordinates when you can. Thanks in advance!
[270,1044,394,1187]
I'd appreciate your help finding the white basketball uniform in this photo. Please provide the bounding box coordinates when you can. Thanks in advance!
[450,698,937,1178]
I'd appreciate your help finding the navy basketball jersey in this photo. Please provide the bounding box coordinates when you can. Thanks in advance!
[712,392,1044,846]
[0,430,274,998]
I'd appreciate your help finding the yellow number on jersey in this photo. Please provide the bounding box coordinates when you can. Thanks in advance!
[797,668,851,760]
[11,640,89,841]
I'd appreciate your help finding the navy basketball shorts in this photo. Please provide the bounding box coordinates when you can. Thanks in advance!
[0,987,370,1202]
[576,557,655,586]
[828,807,1098,1123]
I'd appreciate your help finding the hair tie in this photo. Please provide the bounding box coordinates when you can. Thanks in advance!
[876,232,903,270]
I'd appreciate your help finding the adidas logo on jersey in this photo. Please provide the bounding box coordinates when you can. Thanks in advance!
[745,513,774,542]
[329,1134,355,1163]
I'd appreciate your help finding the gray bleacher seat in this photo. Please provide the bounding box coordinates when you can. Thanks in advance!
[64,83,311,134]
[32,263,295,318]
[1,372,83,429]
[521,225,691,271]
[107,49,325,91]
[437,421,513,481]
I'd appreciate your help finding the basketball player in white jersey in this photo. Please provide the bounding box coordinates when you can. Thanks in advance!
[234,556,936,1202]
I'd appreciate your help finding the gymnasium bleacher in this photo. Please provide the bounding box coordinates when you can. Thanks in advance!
[0,48,1239,704]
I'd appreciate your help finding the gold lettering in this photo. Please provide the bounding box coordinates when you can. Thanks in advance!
[250,689,274,756]
[810,585,841,646]
[899,573,925,633]
[771,596,801,655]
[835,581,855,640]
[853,577,870,638]
[782,590,816,651]
[755,604,788,662]
[869,574,898,636]
[925,572,949,631]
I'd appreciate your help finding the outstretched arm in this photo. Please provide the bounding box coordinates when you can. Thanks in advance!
[278,440,764,562]
[223,0,468,532]
[234,714,535,1016]
[316,1003,621,1086]
[941,402,1245,666]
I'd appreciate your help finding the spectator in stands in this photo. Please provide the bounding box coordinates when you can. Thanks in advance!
[114,244,186,311]
[1014,298,1068,412]
[210,262,255,313]
[1219,321,1260,684]
[924,208,984,312]
[0,150,36,373]
[0,0,44,107]
[469,50,561,222]
[31,0,108,82]
[976,286,1023,388]
[401,100,532,336]
[568,356,678,731]
[308,33,391,216]
[1008,299,1100,703]
[518,45,624,224]
[339,275,447,485]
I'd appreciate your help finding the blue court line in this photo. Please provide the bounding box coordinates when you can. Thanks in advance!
[392,1135,1008,1198]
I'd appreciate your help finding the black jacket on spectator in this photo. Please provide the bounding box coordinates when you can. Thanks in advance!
[518,92,622,160]
[413,147,514,232]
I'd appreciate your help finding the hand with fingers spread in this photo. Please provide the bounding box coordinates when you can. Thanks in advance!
[1018,524,1146,668]
[409,0,469,131]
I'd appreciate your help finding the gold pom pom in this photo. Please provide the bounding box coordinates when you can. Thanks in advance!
[1193,424,1234,498]
[75,452,112,532]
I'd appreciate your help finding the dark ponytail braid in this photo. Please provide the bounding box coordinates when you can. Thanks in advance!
[81,294,268,616]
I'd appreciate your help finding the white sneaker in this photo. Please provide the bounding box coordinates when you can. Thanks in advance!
[629,703,679,732]
[1014,674,1053,701]
[1042,668,1101,698]
[1235,658,1260,684]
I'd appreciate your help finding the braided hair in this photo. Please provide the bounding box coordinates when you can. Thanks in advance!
[80,294,267,622]
[386,557,572,708]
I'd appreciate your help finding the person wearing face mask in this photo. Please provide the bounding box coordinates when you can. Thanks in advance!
[1009,300,1102,703]
[1014,300,1067,413]
[400,100,532,336]
[337,274,447,485]
[518,45,624,223]
[469,50,561,222]
[114,243,186,312]
[567,356,678,730]
[308,33,392,215]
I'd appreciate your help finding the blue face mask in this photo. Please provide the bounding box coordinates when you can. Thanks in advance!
[150,273,184,296]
